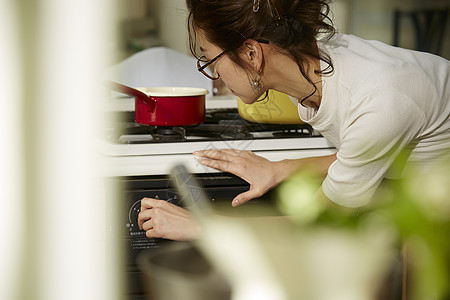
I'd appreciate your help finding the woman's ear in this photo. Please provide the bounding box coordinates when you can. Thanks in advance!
[242,39,264,71]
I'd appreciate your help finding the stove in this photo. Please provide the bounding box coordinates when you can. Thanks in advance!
[108,109,315,143]
[100,102,335,177]
[101,97,336,300]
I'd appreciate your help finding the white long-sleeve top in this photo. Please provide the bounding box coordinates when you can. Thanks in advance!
[294,34,450,208]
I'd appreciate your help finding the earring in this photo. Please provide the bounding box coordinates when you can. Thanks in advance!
[253,0,260,12]
[251,70,262,93]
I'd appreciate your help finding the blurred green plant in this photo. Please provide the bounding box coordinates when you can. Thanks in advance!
[277,159,450,300]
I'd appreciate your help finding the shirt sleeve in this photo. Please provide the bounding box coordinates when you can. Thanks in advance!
[321,89,425,208]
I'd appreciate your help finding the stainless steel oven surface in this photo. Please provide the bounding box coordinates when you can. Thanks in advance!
[100,100,336,300]
[100,108,336,177]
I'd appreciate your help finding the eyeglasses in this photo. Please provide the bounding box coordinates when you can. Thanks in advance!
[196,40,269,80]
[197,50,226,80]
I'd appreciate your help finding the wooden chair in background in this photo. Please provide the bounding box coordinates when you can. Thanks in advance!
[393,7,449,56]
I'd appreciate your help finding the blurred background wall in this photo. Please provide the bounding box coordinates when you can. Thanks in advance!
[114,0,449,60]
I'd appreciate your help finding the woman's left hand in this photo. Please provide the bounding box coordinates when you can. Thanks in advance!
[138,198,200,241]
[194,149,284,206]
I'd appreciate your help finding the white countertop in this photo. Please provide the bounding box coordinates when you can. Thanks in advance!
[100,136,333,157]
[100,147,337,177]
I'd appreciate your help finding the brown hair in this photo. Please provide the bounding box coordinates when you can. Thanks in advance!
[186,0,335,105]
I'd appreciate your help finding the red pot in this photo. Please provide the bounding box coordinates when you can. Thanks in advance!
[105,81,208,126]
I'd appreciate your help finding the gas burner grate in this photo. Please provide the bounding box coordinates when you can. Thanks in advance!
[106,108,318,144]
[272,126,313,138]
[109,121,187,144]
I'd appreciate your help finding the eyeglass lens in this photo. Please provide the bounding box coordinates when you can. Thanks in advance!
[198,58,218,79]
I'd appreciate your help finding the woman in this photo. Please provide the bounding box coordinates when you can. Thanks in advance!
[138,0,450,241]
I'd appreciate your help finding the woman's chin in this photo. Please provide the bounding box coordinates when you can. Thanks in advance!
[235,94,258,104]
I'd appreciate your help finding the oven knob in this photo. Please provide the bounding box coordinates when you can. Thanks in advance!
[166,194,180,205]
[127,200,142,232]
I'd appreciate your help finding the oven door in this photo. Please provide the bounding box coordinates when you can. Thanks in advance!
[107,172,278,300]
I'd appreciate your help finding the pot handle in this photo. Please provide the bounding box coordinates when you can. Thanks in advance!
[104,81,155,112]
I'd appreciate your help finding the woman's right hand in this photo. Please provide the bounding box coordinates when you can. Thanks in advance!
[194,149,337,207]
[138,198,200,241]
[194,149,288,206]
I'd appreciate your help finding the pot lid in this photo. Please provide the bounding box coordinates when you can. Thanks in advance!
[137,87,209,97]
